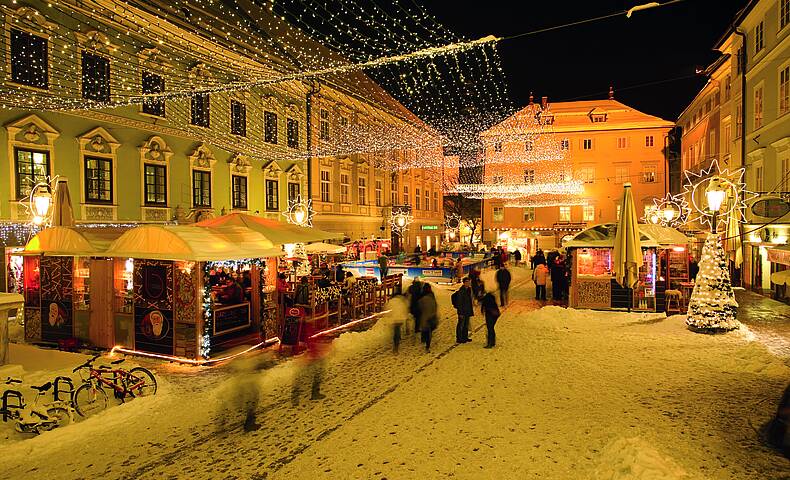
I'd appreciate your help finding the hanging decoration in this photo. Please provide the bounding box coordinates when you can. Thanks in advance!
[389,207,414,234]
[18,176,59,229]
[283,197,315,228]
[642,192,690,228]
[682,159,756,231]
[686,233,740,333]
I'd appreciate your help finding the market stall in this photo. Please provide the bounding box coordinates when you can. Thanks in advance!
[566,224,690,312]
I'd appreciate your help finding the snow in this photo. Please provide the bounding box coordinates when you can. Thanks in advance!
[0,266,788,479]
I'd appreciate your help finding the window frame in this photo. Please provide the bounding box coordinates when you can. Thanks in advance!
[190,92,210,128]
[358,177,367,206]
[558,206,571,222]
[286,117,299,148]
[583,205,595,222]
[754,84,764,130]
[143,163,167,207]
[375,180,383,207]
[10,28,49,90]
[523,207,535,222]
[264,111,278,144]
[320,170,331,202]
[780,63,790,117]
[83,155,113,204]
[14,147,51,200]
[616,137,628,149]
[141,71,166,117]
[582,138,592,150]
[755,21,764,54]
[340,173,350,204]
[265,178,279,211]
[492,206,504,223]
[645,135,654,147]
[415,188,421,210]
[319,109,330,141]
[81,50,110,102]
[231,174,248,210]
[614,166,629,184]
[230,100,247,137]
[288,182,301,205]
[191,169,212,208]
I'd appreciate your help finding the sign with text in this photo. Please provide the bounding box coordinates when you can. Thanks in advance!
[421,225,439,230]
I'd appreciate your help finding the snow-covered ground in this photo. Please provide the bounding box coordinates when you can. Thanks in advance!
[1,266,789,479]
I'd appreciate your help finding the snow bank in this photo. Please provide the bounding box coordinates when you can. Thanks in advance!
[594,437,691,480]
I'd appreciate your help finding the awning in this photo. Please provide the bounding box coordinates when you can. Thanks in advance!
[565,223,690,249]
[304,242,346,254]
[105,225,284,261]
[638,224,691,247]
[195,213,342,244]
[24,226,126,256]
[771,269,790,286]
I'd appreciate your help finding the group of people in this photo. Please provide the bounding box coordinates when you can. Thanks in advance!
[529,249,571,302]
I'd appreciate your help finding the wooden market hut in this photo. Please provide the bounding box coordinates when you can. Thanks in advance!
[566,223,690,313]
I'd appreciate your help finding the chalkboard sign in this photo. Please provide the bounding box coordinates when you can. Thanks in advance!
[213,303,250,336]
[752,198,790,218]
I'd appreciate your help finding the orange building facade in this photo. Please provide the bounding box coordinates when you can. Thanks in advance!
[481,96,674,253]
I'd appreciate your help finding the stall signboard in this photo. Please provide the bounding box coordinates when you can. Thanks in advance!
[421,225,439,230]
[134,308,173,355]
[752,198,790,218]
[214,303,250,335]
[768,247,790,266]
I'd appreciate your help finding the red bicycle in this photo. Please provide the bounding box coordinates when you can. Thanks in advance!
[72,355,157,417]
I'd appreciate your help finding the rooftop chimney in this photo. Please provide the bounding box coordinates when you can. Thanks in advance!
[541,96,548,108]
[608,86,614,100]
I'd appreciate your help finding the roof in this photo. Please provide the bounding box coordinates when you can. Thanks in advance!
[713,0,759,49]
[483,99,674,137]
[106,225,283,262]
[24,226,127,256]
[195,213,343,244]
[565,223,690,249]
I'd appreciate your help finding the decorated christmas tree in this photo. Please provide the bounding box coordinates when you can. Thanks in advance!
[686,233,739,332]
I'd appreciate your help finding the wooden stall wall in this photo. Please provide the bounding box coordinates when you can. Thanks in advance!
[40,256,74,343]
[174,261,199,359]
[133,259,174,355]
[88,259,115,348]
[23,255,41,341]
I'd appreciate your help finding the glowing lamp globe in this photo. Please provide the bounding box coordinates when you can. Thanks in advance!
[396,215,406,228]
[293,205,307,225]
[705,178,727,213]
[32,188,52,224]
[648,212,660,224]
[662,207,676,222]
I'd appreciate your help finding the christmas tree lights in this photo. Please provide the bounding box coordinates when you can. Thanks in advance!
[685,233,739,333]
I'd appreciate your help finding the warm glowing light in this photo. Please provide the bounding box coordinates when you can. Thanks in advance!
[705,177,727,212]
[663,207,676,222]
[110,337,280,365]
[32,187,52,219]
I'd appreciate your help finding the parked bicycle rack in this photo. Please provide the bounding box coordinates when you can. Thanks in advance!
[1,390,23,422]
[53,376,74,403]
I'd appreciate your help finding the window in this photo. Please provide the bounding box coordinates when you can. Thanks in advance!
[191,93,210,127]
[403,186,409,205]
[724,76,731,101]
[736,47,745,75]
[736,103,743,138]
[375,180,383,206]
[615,166,629,184]
[493,206,504,222]
[560,139,569,150]
[756,165,764,192]
[391,190,398,206]
[14,148,49,200]
[319,109,330,140]
[288,182,300,204]
[642,165,657,183]
[780,65,790,116]
[231,175,247,209]
[287,118,299,148]
[264,111,278,144]
[617,137,628,149]
[320,170,330,202]
[525,141,533,151]
[265,179,279,210]
[424,189,430,211]
[541,114,555,125]
[494,142,502,152]
[231,100,246,136]
[645,136,654,147]
[358,177,367,205]
[724,122,732,154]
[433,191,438,211]
[523,207,535,222]
[590,114,607,123]
[144,164,166,206]
[192,170,211,207]
[583,205,595,222]
[141,71,165,117]
[577,167,594,184]
[582,139,592,150]
[754,86,764,129]
[339,116,348,128]
[782,0,790,30]
[559,206,571,222]
[10,28,48,89]
[415,188,421,210]
[755,21,764,54]
[340,174,350,204]
[84,156,112,203]
[709,130,717,154]
[81,51,110,102]
[524,169,535,183]
[783,157,790,191]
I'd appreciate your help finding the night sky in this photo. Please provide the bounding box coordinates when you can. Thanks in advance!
[428,0,746,121]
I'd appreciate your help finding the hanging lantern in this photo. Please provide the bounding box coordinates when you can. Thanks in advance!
[283,197,314,227]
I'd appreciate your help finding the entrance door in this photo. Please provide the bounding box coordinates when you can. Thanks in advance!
[89,259,114,348]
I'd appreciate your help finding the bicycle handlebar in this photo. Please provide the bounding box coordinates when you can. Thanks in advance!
[4,377,22,385]
[72,353,102,372]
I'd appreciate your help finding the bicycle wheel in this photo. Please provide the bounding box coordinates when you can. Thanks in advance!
[73,383,108,417]
[127,367,157,397]
[45,406,71,429]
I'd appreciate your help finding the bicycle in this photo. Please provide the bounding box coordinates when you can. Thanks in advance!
[0,377,74,434]
[72,355,157,417]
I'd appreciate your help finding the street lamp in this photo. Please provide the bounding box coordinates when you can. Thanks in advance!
[31,185,52,225]
[662,206,676,223]
[705,177,727,233]
[292,204,307,226]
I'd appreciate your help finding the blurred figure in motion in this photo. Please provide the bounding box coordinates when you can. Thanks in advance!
[217,352,277,433]
[418,283,438,353]
[407,277,423,336]
[291,319,331,405]
[384,287,409,354]
[480,290,501,348]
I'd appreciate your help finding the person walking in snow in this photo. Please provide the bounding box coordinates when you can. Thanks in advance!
[531,249,545,270]
[533,262,549,301]
[495,264,512,307]
[407,277,423,335]
[452,277,474,344]
[384,289,409,353]
[513,249,522,267]
[480,291,500,348]
[418,283,438,352]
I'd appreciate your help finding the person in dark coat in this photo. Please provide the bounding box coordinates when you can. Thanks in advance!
[548,252,563,301]
[334,264,345,283]
[480,291,501,348]
[470,269,485,301]
[453,277,474,343]
[378,253,389,279]
[418,284,438,352]
[407,278,423,335]
[495,265,512,307]
[513,249,522,267]
[531,249,545,269]
[689,257,699,281]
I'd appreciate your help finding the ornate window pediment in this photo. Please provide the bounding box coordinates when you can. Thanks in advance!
[263,160,283,179]
[7,6,57,32]
[78,127,119,156]
[5,114,59,146]
[138,47,170,69]
[285,163,304,181]
[339,157,353,172]
[140,136,173,164]
[74,30,117,53]
[188,143,216,170]
[229,153,253,174]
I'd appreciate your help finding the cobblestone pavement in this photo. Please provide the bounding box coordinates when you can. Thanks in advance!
[735,289,790,358]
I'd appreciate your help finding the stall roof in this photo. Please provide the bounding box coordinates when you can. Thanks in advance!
[565,223,689,249]
[24,226,127,256]
[195,213,342,244]
[105,225,284,261]
[305,242,346,254]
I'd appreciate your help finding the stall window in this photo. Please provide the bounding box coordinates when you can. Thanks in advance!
[14,148,50,200]
[493,206,504,222]
[192,170,211,207]
[231,100,246,137]
[266,179,279,210]
[10,28,48,89]
[264,111,278,144]
[73,257,90,311]
[232,175,247,210]
[576,248,613,276]
[141,71,165,117]
[114,258,134,314]
[144,164,167,206]
[84,156,113,203]
[81,51,110,102]
[191,93,210,127]
[559,206,571,222]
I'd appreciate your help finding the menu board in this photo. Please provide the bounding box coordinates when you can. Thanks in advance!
[668,250,689,290]
[576,248,612,277]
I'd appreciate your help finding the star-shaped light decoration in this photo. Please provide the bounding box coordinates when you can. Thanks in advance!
[282,197,314,228]
[682,159,757,231]
[642,192,691,228]
[389,208,413,234]
[18,175,59,229]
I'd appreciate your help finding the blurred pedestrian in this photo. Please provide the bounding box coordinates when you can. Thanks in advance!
[218,353,276,432]
[407,277,423,334]
[531,249,545,269]
[480,291,500,348]
[378,252,389,279]
[513,249,522,267]
[495,264,512,307]
[455,257,464,283]
[290,323,330,405]
[418,283,438,352]
[452,277,474,344]
[470,269,485,301]
[384,289,409,353]
[533,262,548,301]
